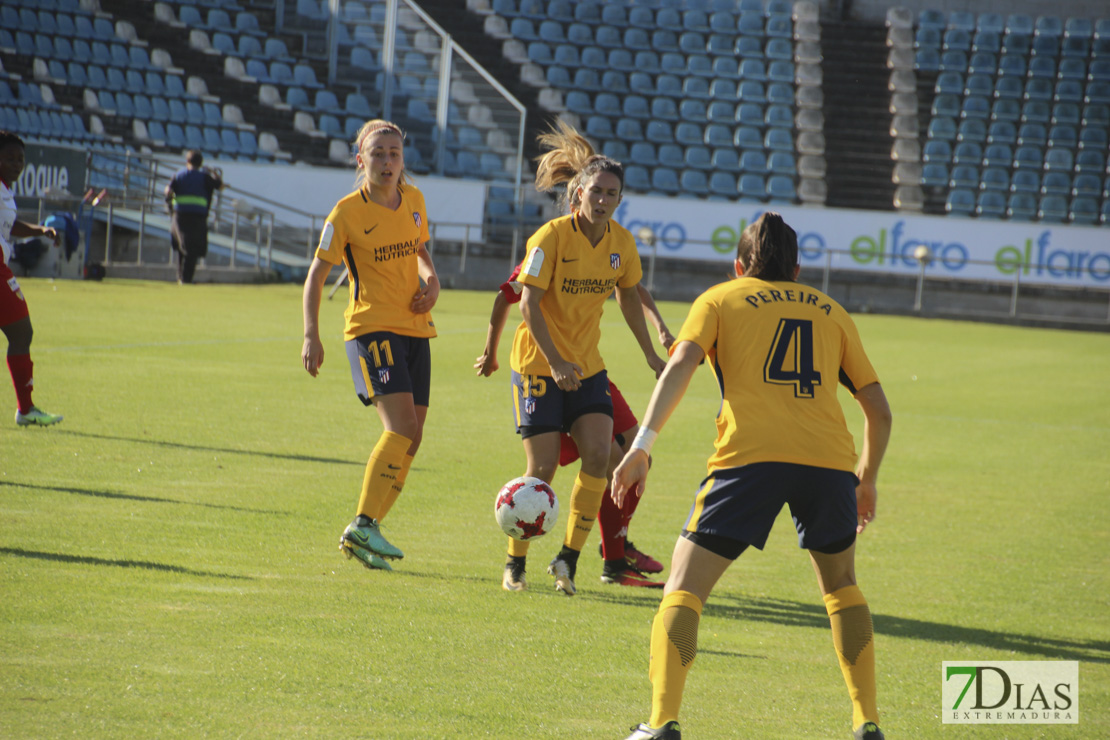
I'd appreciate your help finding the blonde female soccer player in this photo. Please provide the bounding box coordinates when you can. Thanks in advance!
[614,213,891,740]
[475,261,673,590]
[302,120,440,572]
[503,119,668,596]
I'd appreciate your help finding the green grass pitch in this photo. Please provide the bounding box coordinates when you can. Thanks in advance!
[1,277,1107,739]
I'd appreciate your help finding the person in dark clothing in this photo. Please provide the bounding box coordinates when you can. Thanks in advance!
[164,150,223,283]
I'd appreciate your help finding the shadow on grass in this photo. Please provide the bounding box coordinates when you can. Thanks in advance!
[587,590,1109,663]
[702,594,1110,664]
[0,547,254,580]
[53,430,362,467]
[0,480,283,514]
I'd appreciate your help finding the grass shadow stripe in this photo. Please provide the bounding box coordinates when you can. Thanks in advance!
[54,430,362,466]
[0,547,254,580]
[0,480,284,514]
[706,594,1110,664]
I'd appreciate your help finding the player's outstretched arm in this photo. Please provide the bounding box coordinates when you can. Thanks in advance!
[616,284,668,377]
[411,244,440,314]
[520,284,582,390]
[612,340,705,507]
[636,283,675,350]
[475,291,511,377]
[301,257,332,377]
[853,382,892,533]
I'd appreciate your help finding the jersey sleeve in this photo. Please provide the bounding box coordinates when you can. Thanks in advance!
[411,188,431,244]
[673,290,720,357]
[517,224,557,291]
[498,262,525,304]
[837,314,880,394]
[314,204,346,265]
[616,236,643,289]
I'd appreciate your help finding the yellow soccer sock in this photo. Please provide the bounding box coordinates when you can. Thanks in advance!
[355,431,413,521]
[824,585,879,729]
[377,453,414,522]
[507,536,530,558]
[564,470,608,552]
[648,590,703,728]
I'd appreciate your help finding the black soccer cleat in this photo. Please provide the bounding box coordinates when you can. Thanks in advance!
[625,721,681,740]
[854,721,885,740]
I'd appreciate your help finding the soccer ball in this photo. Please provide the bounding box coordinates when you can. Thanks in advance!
[495,476,559,541]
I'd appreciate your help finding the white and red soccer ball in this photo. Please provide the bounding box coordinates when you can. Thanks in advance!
[494,476,558,541]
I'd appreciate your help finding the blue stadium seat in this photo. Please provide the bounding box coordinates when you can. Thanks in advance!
[682,77,711,100]
[922,139,952,163]
[652,167,680,194]
[1006,193,1037,220]
[679,99,707,122]
[1048,124,1078,148]
[945,188,975,216]
[628,141,658,167]
[1040,172,1072,196]
[1013,145,1044,169]
[707,101,733,124]
[981,143,1012,168]
[1021,100,1051,124]
[570,68,599,92]
[765,104,793,128]
[921,163,949,188]
[615,118,644,141]
[1037,195,1068,222]
[733,126,762,150]
[766,175,795,202]
[1087,82,1110,105]
[675,122,703,146]
[740,150,767,173]
[1071,173,1102,198]
[1069,197,1099,225]
[928,117,958,141]
[739,58,767,82]
[707,171,738,198]
[597,25,623,49]
[949,164,980,189]
[645,120,674,144]
[972,31,1001,53]
[1044,147,1074,172]
[1010,169,1040,194]
[681,169,709,197]
[976,191,1006,218]
[943,29,971,52]
[1002,33,1032,55]
[952,141,982,165]
[624,165,651,192]
[987,121,1016,144]
[737,173,765,200]
[1079,127,1109,151]
[595,92,622,117]
[981,167,1010,192]
[940,50,968,72]
[651,29,679,52]
[1006,14,1035,36]
[650,97,679,121]
[585,115,613,140]
[1073,149,1106,174]
[1016,122,1046,146]
[962,95,991,119]
[993,77,1023,101]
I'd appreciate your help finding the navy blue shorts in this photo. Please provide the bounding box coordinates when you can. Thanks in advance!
[345,331,431,407]
[511,369,613,438]
[683,462,858,552]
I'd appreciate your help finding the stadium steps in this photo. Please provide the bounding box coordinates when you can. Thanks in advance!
[418,0,550,166]
[820,20,898,211]
[93,0,333,165]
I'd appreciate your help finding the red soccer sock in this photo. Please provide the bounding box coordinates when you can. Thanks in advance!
[7,353,34,414]
[621,481,643,536]
[597,487,626,561]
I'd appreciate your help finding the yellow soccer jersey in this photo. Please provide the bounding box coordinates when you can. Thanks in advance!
[675,278,879,475]
[509,214,643,378]
[316,185,435,340]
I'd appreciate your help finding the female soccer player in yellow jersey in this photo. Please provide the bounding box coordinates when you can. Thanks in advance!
[506,119,668,596]
[301,120,440,572]
[613,213,892,740]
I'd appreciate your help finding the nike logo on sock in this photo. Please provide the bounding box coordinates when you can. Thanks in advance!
[387,464,402,470]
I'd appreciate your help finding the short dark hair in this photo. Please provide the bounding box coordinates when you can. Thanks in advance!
[186,150,204,167]
[736,212,799,281]
[0,131,26,151]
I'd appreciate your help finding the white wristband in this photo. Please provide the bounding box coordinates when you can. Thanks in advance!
[630,426,658,456]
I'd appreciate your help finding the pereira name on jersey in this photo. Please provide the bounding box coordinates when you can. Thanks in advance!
[742,285,835,315]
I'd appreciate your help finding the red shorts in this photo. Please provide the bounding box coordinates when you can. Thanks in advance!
[558,380,638,467]
[0,261,30,326]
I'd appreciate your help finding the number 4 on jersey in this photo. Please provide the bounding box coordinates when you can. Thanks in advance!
[763,318,822,398]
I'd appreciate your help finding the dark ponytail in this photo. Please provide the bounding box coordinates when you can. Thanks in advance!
[736,212,798,281]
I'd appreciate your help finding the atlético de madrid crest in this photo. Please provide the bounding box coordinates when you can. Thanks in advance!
[610,253,621,269]
[413,212,422,228]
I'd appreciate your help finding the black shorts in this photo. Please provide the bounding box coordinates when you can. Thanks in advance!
[345,331,431,407]
[170,212,209,257]
[683,462,859,553]
[511,369,613,438]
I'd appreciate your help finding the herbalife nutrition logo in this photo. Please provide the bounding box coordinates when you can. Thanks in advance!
[942,661,1078,724]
